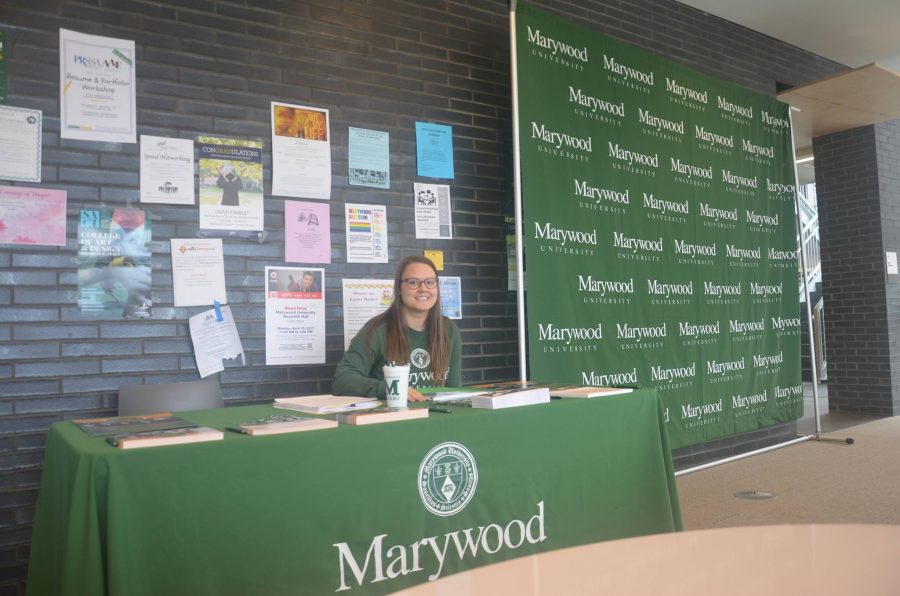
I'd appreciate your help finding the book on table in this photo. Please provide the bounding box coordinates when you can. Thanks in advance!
[107,426,224,449]
[422,387,490,403]
[548,386,634,398]
[227,414,338,436]
[73,412,197,438]
[335,407,429,426]
[470,386,551,409]
[272,394,380,414]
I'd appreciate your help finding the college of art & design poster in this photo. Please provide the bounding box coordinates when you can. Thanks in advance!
[59,29,136,143]
[271,101,331,200]
[0,186,66,246]
[197,136,264,234]
[264,266,325,365]
[77,208,151,319]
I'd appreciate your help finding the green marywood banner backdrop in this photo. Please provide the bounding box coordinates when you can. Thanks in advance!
[515,2,803,448]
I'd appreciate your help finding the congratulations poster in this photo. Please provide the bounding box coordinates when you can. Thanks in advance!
[197,136,264,234]
[515,2,802,447]
[77,208,152,319]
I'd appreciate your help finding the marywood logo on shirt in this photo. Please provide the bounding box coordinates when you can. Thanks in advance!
[526,26,588,62]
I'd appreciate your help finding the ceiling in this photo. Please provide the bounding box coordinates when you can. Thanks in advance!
[676,0,900,71]
[676,0,900,184]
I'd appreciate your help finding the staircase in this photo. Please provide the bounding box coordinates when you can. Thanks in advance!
[797,183,826,381]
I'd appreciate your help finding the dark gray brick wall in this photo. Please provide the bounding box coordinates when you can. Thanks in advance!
[0,0,844,591]
[814,123,900,415]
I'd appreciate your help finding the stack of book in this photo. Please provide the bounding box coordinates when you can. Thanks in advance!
[108,426,224,449]
[548,386,634,398]
[469,386,551,409]
[73,413,224,449]
[336,407,429,425]
[227,414,338,436]
[272,394,379,414]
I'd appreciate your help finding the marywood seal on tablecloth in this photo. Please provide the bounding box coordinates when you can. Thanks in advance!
[418,442,478,517]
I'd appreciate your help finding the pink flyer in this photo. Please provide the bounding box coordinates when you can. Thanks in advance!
[0,185,67,246]
[285,200,331,264]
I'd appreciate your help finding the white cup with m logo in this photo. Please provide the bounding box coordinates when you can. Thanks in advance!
[383,363,410,409]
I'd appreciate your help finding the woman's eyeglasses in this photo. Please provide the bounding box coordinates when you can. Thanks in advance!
[402,278,438,289]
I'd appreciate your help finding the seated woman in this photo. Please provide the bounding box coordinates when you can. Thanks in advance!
[333,256,461,402]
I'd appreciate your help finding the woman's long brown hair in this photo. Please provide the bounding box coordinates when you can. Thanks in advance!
[365,256,450,383]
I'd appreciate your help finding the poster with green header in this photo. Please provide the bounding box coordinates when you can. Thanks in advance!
[515,2,802,448]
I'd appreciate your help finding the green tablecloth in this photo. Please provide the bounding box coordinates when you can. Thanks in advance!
[27,390,681,595]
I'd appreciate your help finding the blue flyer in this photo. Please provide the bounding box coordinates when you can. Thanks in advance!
[415,121,454,179]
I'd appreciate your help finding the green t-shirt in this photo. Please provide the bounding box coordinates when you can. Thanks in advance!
[332,318,462,398]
